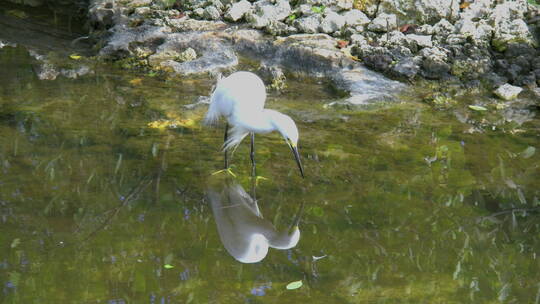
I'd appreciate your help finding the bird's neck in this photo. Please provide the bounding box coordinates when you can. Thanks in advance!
[233,110,277,134]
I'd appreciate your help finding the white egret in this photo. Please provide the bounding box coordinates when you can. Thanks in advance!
[204,71,305,178]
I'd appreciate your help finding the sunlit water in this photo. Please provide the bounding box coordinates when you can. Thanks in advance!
[1,13,540,304]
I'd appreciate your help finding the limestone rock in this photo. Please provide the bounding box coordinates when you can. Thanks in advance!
[343,9,370,26]
[406,34,432,49]
[224,0,252,22]
[204,6,221,20]
[246,0,291,28]
[320,11,345,34]
[367,13,397,32]
[294,15,322,34]
[494,83,523,100]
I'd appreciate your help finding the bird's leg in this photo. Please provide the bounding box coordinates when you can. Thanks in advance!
[223,123,229,169]
[250,132,256,178]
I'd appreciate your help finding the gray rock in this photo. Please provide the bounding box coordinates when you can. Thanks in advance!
[204,6,221,20]
[134,7,152,16]
[378,0,459,24]
[343,9,370,26]
[265,20,297,36]
[177,48,198,62]
[419,47,451,79]
[446,34,466,45]
[130,0,152,8]
[294,15,322,34]
[406,34,432,49]
[36,63,60,80]
[459,0,494,20]
[358,46,394,71]
[350,34,367,46]
[167,19,227,32]
[494,83,523,100]
[246,0,291,28]
[156,32,238,75]
[433,19,454,37]
[416,24,435,35]
[392,57,420,79]
[193,8,205,18]
[296,4,315,16]
[492,19,534,52]
[258,64,287,90]
[367,13,397,32]
[320,11,345,34]
[225,0,252,22]
[377,31,408,48]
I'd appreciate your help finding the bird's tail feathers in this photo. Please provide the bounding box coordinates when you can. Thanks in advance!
[203,109,220,126]
[222,125,249,152]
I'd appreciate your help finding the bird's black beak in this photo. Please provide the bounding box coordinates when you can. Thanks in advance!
[288,140,305,178]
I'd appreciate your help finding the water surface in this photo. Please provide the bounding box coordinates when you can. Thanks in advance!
[1,32,540,304]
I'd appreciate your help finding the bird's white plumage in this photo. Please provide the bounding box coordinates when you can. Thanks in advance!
[204,71,305,177]
[204,71,300,151]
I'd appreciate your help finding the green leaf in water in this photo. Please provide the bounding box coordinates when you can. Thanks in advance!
[164,264,174,269]
[468,105,487,111]
[521,146,535,159]
[286,280,303,290]
[10,238,20,248]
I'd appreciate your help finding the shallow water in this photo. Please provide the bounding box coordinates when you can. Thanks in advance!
[1,14,540,304]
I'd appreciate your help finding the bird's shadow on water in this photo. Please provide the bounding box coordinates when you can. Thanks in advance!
[206,174,304,263]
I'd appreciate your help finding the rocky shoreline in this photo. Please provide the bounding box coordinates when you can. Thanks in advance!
[4,0,540,103]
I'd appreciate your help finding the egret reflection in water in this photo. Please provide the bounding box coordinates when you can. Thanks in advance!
[207,176,303,263]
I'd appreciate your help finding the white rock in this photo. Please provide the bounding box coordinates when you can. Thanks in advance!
[193,8,205,18]
[343,9,370,26]
[320,11,345,34]
[490,1,528,26]
[406,34,433,48]
[225,0,252,21]
[455,18,476,37]
[177,48,198,62]
[494,83,523,100]
[246,0,291,28]
[492,19,534,51]
[460,0,494,20]
[204,6,221,20]
[350,34,367,46]
[130,0,152,8]
[294,15,322,34]
[367,13,397,32]
[377,30,407,47]
[335,0,353,10]
[433,19,454,36]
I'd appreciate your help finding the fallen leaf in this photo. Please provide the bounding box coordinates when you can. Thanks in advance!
[336,40,349,49]
[399,24,417,34]
[468,105,487,111]
[69,54,82,60]
[286,280,303,290]
[7,9,28,19]
[460,2,471,9]
[129,78,143,85]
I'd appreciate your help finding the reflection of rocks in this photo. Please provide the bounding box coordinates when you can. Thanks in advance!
[29,50,93,81]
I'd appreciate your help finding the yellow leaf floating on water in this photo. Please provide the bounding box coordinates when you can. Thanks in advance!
[147,118,196,130]
[129,78,143,85]
[7,9,28,19]
[70,54,82,60]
